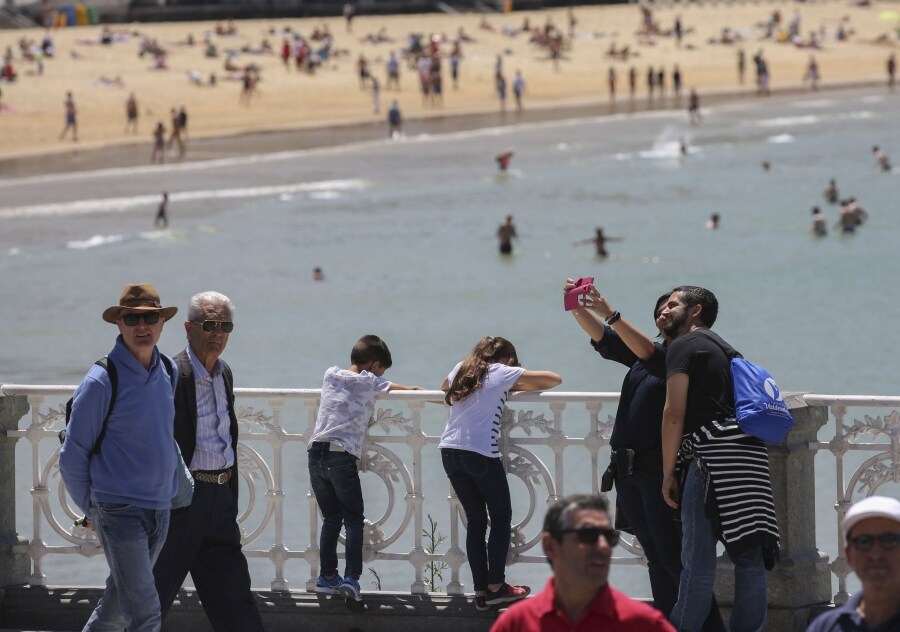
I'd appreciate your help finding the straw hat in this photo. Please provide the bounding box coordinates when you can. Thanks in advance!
[101,283,178,324]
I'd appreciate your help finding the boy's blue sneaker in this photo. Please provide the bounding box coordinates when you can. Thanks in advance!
[315,574,343,594]
[339,575,363,602]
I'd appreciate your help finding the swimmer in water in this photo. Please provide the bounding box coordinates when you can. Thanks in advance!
[811,206,827,237]
[872,145,891,172]
[823,178,838,204]
[497,214,517,255]
[496,149,514,172]
[706,213,720,230]
[573,226,622,258]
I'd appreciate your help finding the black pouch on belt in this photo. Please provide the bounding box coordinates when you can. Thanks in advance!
[600,458,616,492]
[615,448,635,479]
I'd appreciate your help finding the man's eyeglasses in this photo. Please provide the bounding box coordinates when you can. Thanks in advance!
[192,320,234,333]
[120,312,161,326]
[560,527,620,547]
[848,533,900,551]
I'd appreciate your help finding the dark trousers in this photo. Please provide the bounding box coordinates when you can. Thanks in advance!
[308,445,364,579]
[153,478,264,632]
[441,448,511,592]
[616,469,726,632]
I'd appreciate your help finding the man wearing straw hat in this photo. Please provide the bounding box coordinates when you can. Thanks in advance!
[60,282,185,632]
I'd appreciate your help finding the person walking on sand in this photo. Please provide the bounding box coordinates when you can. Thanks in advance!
[497,214,517,255]
[371,76,381,114]
[629,66,637,102]
[512,71,525,112]
[888,54,896,91]
[440,336,561,611]
[151,121,166,164]
[804,55,820,90]
[608,67,617,103]
[167,108,185,158]
[497,73,507,112]
[647,66,655,102]
[154,193,169,228]
[60,91,77,142]
[387,100,402,138]
[688,89,702,125]
[125,92,138,134]
[737,49,745,85]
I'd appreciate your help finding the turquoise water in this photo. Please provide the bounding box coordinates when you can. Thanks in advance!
[1,86,898,595]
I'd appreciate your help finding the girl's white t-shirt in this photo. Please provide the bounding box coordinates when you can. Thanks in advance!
[438,362,525,457]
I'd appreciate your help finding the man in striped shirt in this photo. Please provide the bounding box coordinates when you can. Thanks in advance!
[153,291,264,632]
[659,286,779,632]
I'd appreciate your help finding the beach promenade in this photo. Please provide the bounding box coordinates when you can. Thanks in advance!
[0,1,897,169]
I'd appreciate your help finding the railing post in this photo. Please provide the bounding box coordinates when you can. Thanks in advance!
[713,394,832,630]
[0,394,31,588]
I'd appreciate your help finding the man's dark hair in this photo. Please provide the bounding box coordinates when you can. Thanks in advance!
[671,285,718,328]
[350,334,392,368]
[543,494,609,542]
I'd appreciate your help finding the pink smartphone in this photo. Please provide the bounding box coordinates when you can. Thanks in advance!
[564,276,594,311]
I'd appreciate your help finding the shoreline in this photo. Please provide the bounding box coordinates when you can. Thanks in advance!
[0,77,886,179]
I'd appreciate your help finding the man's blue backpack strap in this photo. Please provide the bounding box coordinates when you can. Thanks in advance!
[700,330,794,443]
[61,354,175,455]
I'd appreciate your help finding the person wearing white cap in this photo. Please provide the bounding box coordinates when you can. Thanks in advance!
[806,495,900,631]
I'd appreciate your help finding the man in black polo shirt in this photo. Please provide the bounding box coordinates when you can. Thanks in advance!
[659,286,779,632]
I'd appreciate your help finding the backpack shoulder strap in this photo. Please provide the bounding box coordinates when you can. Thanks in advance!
[90,357,117,456]
[160,354,176,390]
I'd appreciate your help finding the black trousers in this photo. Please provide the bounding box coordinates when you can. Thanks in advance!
[153,479,264,632]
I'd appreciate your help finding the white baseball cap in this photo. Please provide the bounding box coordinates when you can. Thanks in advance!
[843,496,900,538]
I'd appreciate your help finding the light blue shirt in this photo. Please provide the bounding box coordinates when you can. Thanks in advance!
[186,346,234,471]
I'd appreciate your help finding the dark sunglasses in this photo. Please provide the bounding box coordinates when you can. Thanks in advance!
[561,527,620,547]
[193,320,234,333]
[121,312,161,326]
[848,533,900,551]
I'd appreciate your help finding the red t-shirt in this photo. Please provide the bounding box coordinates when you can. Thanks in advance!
[490,579,675,632]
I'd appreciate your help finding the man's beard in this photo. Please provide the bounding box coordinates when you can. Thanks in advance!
[663,310,689,338]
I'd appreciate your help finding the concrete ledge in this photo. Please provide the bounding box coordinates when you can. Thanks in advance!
[0,585,500,632]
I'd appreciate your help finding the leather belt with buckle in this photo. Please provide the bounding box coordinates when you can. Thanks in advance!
[192,469,233,485]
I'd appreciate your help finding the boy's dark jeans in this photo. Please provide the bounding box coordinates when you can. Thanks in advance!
[441,448,512,592]
[308,444,364,579]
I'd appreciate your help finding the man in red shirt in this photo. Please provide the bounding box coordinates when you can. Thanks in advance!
[491,494,674,632]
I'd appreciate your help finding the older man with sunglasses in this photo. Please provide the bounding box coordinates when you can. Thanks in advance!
[491,494,674,632]
[153,291,264,632]
[806,496,900,632]
[60,283,183,632]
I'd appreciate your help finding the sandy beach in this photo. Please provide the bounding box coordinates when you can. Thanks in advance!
[0,1,897,164]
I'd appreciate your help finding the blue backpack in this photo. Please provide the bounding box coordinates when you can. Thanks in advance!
[702,332,794,443]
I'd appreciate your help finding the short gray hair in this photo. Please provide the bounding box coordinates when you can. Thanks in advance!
[543,494,609,541]
[187,291,235,322]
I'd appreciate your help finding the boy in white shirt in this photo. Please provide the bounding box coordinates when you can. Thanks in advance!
[307,335,423,603]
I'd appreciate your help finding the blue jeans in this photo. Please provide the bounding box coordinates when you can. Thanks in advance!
[441,448,511,592]
[308,445,364,579]
[670,461,767,632]
[84,503,170,632]
[617,470,726,632]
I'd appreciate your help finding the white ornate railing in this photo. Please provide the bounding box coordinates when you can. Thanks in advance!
[1,386,898,602]
[803,395,900,605]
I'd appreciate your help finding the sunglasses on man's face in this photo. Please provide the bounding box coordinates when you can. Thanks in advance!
[848,533,900,551]
[561,526,620,547]
[120,312,161,326]
[193,320,234,333]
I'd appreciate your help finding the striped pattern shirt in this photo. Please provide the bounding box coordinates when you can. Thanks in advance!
[681,417,780,560]
[187,346,234,471]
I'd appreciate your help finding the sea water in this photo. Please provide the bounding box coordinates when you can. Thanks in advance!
[1,86,898,595]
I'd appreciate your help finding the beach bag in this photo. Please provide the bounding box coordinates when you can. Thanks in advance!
[700,331,794,443]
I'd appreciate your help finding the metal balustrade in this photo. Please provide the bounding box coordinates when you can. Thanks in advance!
[1,385,898,605]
